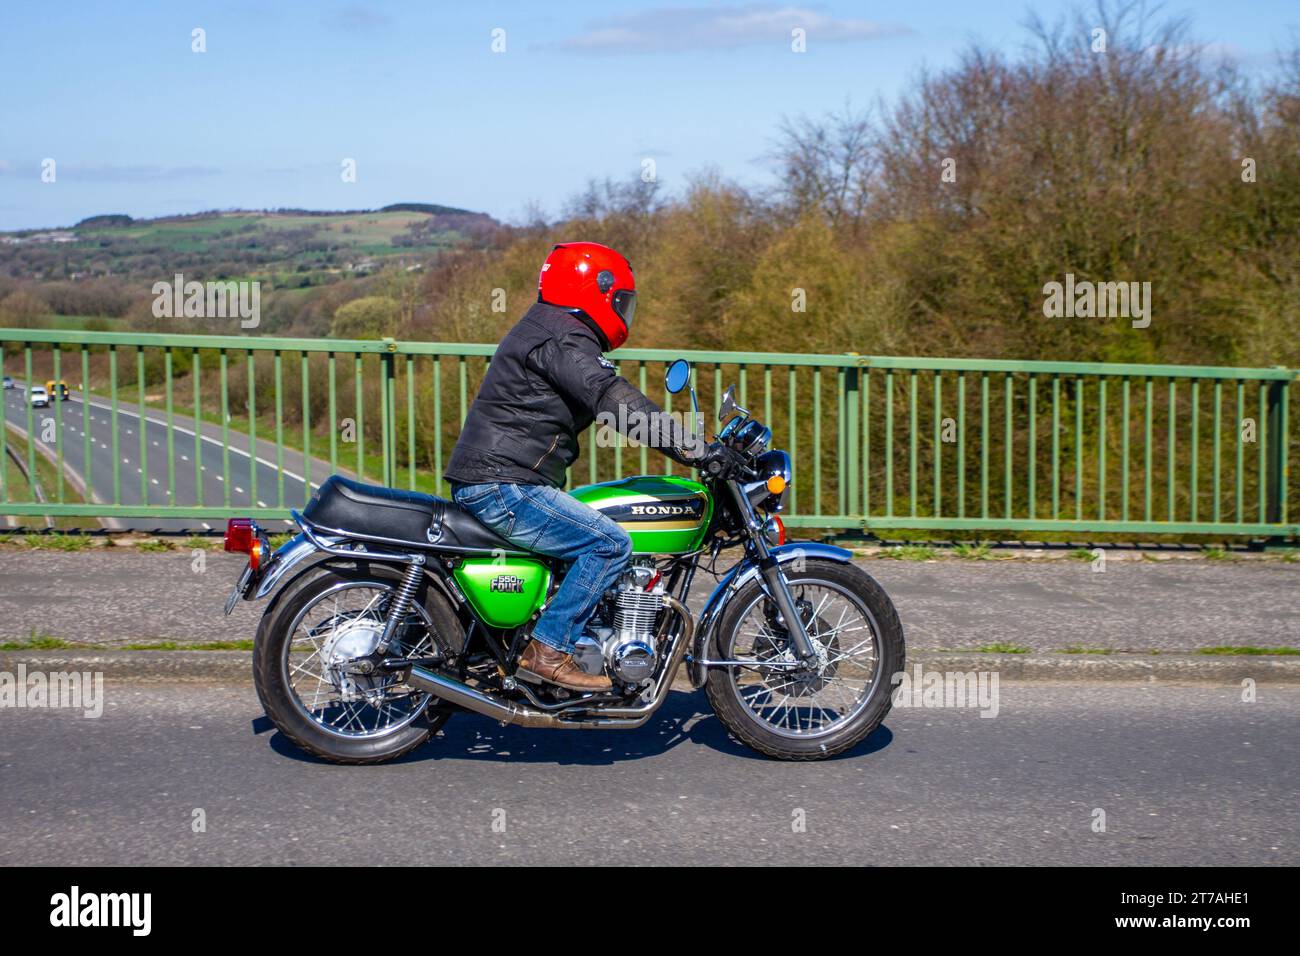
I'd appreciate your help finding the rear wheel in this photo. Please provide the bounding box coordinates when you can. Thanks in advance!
[253,564,464,764]
[705,559,904,760]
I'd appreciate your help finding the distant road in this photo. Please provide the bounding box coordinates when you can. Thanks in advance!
[2,385,350,532]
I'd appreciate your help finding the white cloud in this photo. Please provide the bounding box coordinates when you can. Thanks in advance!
[324,5,391,32]
[550,4,909,54]
[0,163,223,182]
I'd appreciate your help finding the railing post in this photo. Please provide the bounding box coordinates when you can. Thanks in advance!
[845,357,860,519]
[1264,375,1288,526]
[380,340,397,488]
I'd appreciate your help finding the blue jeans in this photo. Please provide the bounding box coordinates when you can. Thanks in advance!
[450,481,632,653]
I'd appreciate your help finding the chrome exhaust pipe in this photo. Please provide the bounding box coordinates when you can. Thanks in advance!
[407,665,576,729]
[407,594,695,730]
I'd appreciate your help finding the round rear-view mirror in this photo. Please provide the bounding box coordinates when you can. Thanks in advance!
[665,359,691,394]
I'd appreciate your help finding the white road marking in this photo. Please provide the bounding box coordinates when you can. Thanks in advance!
[74,396,320,491]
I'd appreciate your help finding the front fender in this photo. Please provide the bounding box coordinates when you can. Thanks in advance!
[686,541,852,688]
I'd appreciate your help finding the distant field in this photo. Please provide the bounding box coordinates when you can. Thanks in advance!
[74,214,266,242]
[0,206,495,285]
[261,211,430,243]
[75,211,438,249]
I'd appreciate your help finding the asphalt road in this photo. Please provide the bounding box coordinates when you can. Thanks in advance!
[3,385,327,532]
[0,550,1294,652]
[0,681,1293,865]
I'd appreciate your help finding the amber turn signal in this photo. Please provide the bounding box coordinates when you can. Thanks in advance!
[766,474,787,495]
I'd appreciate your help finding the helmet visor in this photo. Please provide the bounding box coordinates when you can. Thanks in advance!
[612,290,636,329]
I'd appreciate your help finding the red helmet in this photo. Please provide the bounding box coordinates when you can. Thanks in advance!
[538,241,636,350]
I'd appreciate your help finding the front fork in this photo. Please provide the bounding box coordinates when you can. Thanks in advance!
[724,480,818,663]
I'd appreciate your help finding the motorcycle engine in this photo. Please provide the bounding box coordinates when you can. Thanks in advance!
[572,561,664,684]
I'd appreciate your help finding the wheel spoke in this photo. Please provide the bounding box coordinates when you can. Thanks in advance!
[281,581,435,741]
[724,578,882,738]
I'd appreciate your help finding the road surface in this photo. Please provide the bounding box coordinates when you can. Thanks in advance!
[0,681,1293,865]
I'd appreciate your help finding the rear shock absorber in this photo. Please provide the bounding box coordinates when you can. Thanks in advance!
[377,556,425,654]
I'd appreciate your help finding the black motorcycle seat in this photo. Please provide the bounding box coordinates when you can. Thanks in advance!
[302,475,522,554]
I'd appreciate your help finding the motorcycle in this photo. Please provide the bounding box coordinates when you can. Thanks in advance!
[224,359,905,762]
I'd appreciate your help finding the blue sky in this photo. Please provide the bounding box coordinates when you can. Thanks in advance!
[1,1,1294,230]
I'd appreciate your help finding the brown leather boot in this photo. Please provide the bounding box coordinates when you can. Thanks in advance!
[516,639,612,693]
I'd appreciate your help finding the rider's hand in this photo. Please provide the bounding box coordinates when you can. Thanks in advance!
[699,441,749,480]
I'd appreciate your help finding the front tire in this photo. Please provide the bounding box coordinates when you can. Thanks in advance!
[705,559,904,760]
[253,564,463,765]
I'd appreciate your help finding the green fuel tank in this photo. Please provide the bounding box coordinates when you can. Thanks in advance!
[570,475,713,555]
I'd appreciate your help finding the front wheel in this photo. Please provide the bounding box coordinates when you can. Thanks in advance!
[705,559,904,760]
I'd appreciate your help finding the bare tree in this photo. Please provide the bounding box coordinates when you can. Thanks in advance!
[768,105,876,235]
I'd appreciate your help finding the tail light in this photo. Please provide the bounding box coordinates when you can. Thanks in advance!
[225,518,267,571]
[224,518,254,553]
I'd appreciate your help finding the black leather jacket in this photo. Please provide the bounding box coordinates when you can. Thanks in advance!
[444,302,699,488]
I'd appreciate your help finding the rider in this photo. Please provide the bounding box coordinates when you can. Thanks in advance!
[445,241,745,693]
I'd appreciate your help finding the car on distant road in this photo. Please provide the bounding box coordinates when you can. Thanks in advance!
[2,375,13,389]
[44,379,70,401]
[29,385,50,408]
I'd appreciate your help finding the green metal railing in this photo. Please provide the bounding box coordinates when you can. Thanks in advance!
[0,328,1295,538]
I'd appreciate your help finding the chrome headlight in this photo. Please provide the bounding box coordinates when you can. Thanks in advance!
[743,449,792,513]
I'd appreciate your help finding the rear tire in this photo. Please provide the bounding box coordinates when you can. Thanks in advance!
[253,564,463,765]
[705,559,904,761]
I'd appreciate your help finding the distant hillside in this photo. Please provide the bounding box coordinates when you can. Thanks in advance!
[0,206,500,283]
[379,203,475,215]
[76,214,134,229]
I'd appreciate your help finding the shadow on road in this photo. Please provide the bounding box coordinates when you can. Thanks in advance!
[261,689,895,766]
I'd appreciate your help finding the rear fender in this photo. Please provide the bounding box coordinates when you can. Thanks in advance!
[243,533,459,622]
[251,534,318,601]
